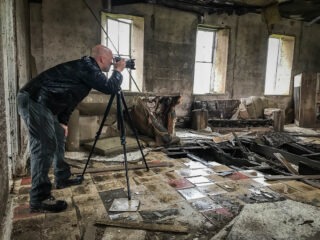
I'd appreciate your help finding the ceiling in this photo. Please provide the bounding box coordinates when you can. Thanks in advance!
[109,0,320,24]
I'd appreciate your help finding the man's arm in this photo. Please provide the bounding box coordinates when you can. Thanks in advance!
[57,58,125,126]
[84,70,122,94]
[57,70,124,126]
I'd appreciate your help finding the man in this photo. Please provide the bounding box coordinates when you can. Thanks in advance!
[17,45,125,212]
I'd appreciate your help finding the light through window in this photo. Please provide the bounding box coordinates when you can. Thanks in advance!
[107,18,133,91]
[101,13,144,92]
[193,27,228,94]
[264,35,295,95]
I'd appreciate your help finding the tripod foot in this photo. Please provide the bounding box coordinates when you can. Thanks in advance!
[75,175,84,184]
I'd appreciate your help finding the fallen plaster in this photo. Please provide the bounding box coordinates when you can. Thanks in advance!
[225,200,320,240]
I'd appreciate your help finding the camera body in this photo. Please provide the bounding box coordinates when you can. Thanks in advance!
[114,56,135,70]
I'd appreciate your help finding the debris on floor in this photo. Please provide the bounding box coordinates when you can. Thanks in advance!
[225,200,320,240]
[10,125,320,239]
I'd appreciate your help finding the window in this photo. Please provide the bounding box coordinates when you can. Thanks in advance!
[101,13,144,92]
[264,35,295,95]
[193,26,229,94]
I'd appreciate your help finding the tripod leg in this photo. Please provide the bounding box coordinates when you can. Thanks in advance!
[80,94,116,178]
[117,92,131,200]
[120,91,149,171]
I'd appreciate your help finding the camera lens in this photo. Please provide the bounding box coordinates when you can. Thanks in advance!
[113,56,135,70]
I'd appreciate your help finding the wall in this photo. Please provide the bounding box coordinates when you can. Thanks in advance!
[0,0,10,228]
[111,4,198,116]
[30,3,44,75]
[30,0,101,73]
[297,24,320,73]
[42,0,101,70]
[0,25,8,232]
[29,1,320,120]
[16,0,32,175]
[229,13,269,98]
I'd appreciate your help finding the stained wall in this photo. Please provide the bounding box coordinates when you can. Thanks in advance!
[29,1,320,119]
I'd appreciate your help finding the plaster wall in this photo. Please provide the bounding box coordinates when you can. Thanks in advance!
[29,1,320,120]
[30,3,44,75]
[41,0,101,71]
[0,0,9,227]
[297,24,320,73]
[0,33,8,231]
[15,0,31,175]
[230,13,268,98]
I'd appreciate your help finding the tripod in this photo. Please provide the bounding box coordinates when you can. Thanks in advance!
[77,88,149,200]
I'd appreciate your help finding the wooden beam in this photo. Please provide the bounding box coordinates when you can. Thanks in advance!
[265,175,320,181]
[301,179,320,189]
[274,153,299,175]
[71,162,173,174]
[95,220,189,233]
[250,143,320,170]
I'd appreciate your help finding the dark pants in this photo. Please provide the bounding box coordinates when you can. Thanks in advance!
[17,91,71,204]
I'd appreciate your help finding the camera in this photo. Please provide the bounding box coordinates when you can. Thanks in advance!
[114,56,135,70]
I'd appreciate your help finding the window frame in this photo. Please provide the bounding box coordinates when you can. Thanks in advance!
[193,25,229,95]
[101,13,144,92]
[264,34,295,96]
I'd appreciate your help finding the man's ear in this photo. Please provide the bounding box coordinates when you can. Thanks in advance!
[97,56,103,64]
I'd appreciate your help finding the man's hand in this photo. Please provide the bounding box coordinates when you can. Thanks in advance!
[60,124,68,137]
[114,59,126,72]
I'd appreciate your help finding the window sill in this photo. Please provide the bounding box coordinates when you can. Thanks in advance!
[192,93,227,97]
[264,94,291,97]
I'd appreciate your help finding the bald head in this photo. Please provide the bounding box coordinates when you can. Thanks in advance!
[91,45,112,59]
[91,45,113,72]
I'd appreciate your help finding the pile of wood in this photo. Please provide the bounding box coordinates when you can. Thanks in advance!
[129,96,181,146]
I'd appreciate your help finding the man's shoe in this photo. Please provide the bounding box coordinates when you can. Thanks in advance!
[30,196,67,213]
[55,177,82,189]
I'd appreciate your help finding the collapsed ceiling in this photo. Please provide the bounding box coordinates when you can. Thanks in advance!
[109,0,320,24]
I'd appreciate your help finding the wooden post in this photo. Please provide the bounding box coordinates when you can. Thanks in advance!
[66,109,80,151]
[273,109,284,132]
[191,109,208,130]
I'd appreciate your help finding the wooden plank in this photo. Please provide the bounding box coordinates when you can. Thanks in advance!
[247,166,272,171]
[65,159,86,169]
[186,153,210,166]
[301,153,320,157]
[273,153,320,188]
[251,143,320,170]
[287,134,320,138]
[274,153,299,175]
[166,146,210,151]
[265,175,320,181]
[232,132,249,154]
[302,180,320,189]
[71,162,173,174]
[95,220,189,233]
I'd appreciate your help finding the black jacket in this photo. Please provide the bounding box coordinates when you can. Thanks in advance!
[20,56,123,125]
